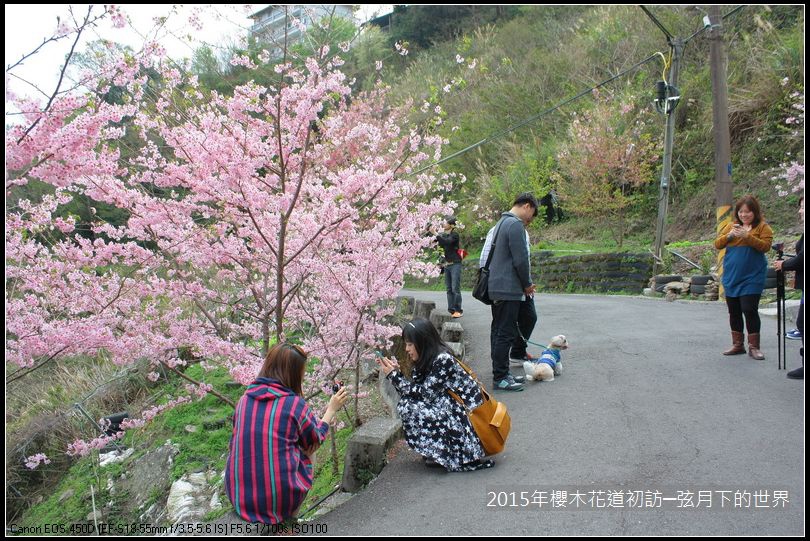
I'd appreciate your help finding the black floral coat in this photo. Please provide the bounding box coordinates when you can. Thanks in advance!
[388,352,485,471]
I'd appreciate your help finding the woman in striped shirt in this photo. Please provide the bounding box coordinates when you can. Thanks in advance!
[225,343,349,524]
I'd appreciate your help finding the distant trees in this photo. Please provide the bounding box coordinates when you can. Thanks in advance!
[389,5,520,50]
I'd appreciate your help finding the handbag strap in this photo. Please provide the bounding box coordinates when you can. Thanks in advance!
[447,357,491,409]
[482,216,509,271]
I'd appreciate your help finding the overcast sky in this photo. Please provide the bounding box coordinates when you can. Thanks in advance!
[5,4,393,105]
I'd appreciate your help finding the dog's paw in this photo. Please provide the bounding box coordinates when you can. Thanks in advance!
[525,374,534,381]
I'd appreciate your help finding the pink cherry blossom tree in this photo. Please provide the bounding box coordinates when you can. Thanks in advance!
[7,7,454,460]
[556,89,660,249]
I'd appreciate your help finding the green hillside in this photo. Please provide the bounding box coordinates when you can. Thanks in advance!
[377,5,804,248]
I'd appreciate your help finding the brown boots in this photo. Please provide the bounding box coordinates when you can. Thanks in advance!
[747,333,765,360]
[723,331,746,355]
[722,331,766,359]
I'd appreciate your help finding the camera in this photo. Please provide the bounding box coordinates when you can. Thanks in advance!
[331,381,343,394]
[772,242,785,252]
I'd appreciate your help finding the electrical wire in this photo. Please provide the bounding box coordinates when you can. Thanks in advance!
[656,52,669,84]
[640,6,675,40]
[685,5,746,45]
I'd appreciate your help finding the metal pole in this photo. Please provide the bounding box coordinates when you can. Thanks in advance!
[653,38,683,274]
[777,264,786,370]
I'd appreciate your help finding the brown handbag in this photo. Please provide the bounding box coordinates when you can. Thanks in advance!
[448,359,511,456]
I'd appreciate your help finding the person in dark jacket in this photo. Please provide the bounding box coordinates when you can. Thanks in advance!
[774,196,804,379]
[487,193,539,391]
[225,343,349,524]
[437,216,463,318]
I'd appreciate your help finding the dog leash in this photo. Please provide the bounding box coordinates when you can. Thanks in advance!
[515,326,546,349]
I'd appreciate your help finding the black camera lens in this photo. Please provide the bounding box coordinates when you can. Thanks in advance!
[332,383,341,393]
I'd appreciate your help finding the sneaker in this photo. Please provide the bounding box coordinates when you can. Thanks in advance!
[511,374,526,384]
[509,351,537,364]
[786,329,803,340]
[494,375,524,391]
[787,366,804,380]
[452,311,463,318]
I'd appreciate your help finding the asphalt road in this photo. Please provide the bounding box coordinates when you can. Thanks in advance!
[313,290,804,535]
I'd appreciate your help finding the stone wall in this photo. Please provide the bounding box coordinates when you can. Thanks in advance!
[456,252,654,294]
[536,252,654,293]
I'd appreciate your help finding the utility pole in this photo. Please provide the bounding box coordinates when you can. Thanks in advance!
[709,5,733,293]
[652,38,683,274]
[641,5,684,275]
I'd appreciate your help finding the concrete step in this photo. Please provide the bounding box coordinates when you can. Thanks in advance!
[759,299,801,323]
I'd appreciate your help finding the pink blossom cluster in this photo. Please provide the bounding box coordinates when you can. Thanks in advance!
[24,453,51,470]
[775,162,805,196]
[773,85,804,196]
[67,432,125,457]
[120,396,194,430]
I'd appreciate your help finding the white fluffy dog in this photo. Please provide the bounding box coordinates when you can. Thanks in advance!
[523,335,568,382]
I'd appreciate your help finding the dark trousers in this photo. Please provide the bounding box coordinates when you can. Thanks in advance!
[510,296,538,358]
[491,300,521,382]
[798,292,804,364]
[725,294,762,334]
[444,262,462,313]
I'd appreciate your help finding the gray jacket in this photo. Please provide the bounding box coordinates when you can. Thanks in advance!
[486,213,532,301]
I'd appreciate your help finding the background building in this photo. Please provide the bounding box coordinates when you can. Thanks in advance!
[249,5,355,57]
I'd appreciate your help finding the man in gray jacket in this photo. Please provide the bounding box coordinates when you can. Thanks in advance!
[487,193,539,391]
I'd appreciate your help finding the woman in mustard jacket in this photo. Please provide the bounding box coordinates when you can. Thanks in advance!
[714,195,774,360]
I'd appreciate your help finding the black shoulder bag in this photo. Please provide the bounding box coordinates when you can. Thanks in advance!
[472,218,506,305]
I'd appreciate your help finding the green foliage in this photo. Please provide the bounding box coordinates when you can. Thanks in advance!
[16,459,99,528]
[299,424,354,518]
[146,364,242,480]
[699,250,716,275]
[290,15,356,61]
[565,281,576,293]
[661,250,674,275]
[341,26,391,92]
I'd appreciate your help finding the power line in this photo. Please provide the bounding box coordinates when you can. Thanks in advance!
[640,6,674,40]
[685,5,746,45]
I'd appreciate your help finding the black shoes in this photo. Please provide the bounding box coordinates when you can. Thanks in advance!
[787,366,804,380]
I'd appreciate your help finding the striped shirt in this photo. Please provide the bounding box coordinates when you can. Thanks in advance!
[225,377,329,524]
